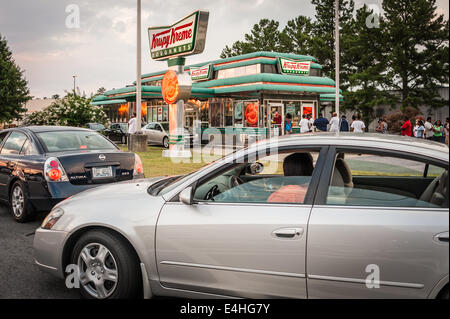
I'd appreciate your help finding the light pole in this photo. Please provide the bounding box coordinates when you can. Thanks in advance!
[136,0,142,133]
[73,75,77,94]
[335,0,340,120]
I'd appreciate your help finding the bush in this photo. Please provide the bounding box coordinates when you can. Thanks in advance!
[23,92,108,127]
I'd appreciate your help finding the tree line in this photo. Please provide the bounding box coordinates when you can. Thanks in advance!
[221,0,449,125]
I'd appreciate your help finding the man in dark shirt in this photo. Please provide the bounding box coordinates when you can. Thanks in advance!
[313,113,329,132]
[340,115,349,132]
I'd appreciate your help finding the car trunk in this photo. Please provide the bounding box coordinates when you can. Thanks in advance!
[54,151,135,185]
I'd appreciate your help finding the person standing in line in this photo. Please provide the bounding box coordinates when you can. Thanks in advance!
[433,120,444,143]
[128,113,137,135]
[329,112,340,132]
[340,115,349,132]
[382,117,388,134]
[308,114,315,131]
[445,117,449,145]
[413,119,420,137]
[401,116,412,137]
[416,120,425,139]
[424,117,434,140]
[376,118,388,134]
[299,114,311,133]
[285,113,293,135]
[313,113,329,132]
[350,116,366,133]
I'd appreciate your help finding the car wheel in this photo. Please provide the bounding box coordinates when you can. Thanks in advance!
[9,180,34,223]
[438,286,449,299]
[71,229,141,299]
[163,136,169,148]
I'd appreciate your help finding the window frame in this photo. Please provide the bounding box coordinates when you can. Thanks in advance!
[171,145,330,206]
[314,146,449,208]
[0,131,28,156]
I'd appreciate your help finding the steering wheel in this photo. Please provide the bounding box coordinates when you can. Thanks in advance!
[204,185,221,201]
[229,175,244,188]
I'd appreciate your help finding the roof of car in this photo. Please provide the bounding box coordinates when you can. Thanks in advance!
[16,126,92,133]
[252,132,449,162]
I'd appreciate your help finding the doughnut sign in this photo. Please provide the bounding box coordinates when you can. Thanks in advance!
[148,10,209,61]
[189,64,212,81]
[278,57,311,75]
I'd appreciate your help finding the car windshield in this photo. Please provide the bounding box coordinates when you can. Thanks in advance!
[37,131,117,153]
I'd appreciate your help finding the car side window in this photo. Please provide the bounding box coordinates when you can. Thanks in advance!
[193,149,320,204]
[0,132,8,147]
[325,152,448,208]
[146,123,156,130]
[1,131,28,155]
[20,139,38,156]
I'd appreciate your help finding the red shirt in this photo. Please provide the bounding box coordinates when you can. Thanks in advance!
[401,120,412,136]
[267,185,307,203]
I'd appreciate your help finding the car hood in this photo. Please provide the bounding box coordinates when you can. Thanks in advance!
[51,177,167,232]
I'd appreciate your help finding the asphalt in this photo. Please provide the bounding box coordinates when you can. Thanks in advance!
[0,203,79,299]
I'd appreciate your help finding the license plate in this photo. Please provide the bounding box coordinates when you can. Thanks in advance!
[92,166,113,179]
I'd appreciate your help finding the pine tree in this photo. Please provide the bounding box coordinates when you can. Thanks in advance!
[279,16,314,55]
[0,34,31,123]
[381,0,449,110]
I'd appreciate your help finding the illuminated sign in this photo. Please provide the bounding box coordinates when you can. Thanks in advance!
[278,57,311,75]
[161,70,180,104]
[189,64,212,81]
[148,11,209,61]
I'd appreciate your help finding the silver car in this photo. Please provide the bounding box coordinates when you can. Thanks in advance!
[142,122,170,148]
[33,133,449,299]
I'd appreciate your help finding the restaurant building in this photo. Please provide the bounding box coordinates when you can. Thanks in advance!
[91,51,342,142]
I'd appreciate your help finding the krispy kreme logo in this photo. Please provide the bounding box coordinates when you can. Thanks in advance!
[189,64,212,81]
[150,22,194,50]
[278,57,311,75]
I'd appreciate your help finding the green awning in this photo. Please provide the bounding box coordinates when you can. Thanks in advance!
[90,99,127,106]
[320,93,343,101]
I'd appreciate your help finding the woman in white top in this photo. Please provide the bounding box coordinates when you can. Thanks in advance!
[329,112,340,132]
[299,114,311,133]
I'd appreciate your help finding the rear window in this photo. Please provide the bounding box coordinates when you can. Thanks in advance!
[37,131,117,153]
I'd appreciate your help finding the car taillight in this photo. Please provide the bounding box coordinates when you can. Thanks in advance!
[133,154,144,176]
[44,157,69,182]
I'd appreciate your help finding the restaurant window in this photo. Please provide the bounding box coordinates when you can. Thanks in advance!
[217,64,261,79]
[224,99,233,126]
[210,99,222,127]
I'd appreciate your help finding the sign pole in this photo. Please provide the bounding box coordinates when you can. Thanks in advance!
[335,0,340,120]
[136,0,142,133]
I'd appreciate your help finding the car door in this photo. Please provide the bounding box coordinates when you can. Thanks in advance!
[142,123,156,143]
[153,124,165,145]
[0,131,28,200]
[307,146,449,298]
[155,146,328,298]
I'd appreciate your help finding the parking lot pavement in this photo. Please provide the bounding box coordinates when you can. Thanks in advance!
[0,204,79,299]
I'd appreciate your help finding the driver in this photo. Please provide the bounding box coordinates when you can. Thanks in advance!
[267,152,314,203]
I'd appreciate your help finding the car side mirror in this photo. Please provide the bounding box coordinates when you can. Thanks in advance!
[179,187,193,205]
[248,162,264,175]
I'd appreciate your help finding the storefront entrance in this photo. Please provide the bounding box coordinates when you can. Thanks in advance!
[268,103,283,136]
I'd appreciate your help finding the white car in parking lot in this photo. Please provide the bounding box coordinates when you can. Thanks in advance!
[34,133,448,299]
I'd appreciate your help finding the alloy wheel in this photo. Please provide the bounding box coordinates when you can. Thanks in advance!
[77,243,119,299]
[11,186,24,218]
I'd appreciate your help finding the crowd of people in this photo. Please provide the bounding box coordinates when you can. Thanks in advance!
[282,112,449,146]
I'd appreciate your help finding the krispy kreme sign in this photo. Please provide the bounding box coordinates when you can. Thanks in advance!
[148,11,209,61]
[278,57,311,75]
[189,64,212,81]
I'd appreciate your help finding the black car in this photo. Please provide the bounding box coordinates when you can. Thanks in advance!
[0,126,144,222]
[103,122,128,144]
[84,123,106,132]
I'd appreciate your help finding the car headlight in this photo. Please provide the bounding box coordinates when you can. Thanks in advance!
[41,207,64,230]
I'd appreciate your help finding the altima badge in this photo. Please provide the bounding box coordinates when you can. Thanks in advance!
[99,154,106,161]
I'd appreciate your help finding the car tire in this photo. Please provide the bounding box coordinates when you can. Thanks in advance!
[70,229,141,299]
[438,286,449,299]
[9,180,34,223]
[163,136,169,148]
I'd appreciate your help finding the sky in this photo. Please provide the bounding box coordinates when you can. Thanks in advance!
[0,0,448,98]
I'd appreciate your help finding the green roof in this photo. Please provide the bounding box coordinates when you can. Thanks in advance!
[139,51,321,81]
[90,99,127,105]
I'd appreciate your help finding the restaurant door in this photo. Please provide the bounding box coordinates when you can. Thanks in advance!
[268,103,284,136]
[301,102,315,120]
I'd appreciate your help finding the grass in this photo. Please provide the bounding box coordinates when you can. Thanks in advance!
[120,145,221,177]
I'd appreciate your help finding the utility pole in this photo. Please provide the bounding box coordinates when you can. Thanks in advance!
[73,75,77,94]
[335,0,340,120]
[136,0,142,133]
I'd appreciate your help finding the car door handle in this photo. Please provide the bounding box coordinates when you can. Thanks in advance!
[272,228,304,239]
[434,231,449,243]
